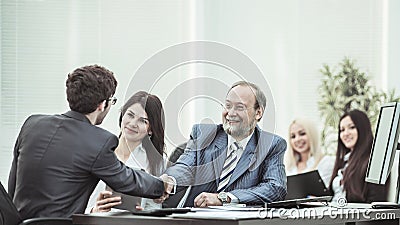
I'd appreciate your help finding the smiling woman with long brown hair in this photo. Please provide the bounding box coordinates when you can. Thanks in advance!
[329,109,387,203]
[86,91,166,212]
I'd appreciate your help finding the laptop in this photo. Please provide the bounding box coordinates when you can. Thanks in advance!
[286,170,331,200]
[266,170,333,208]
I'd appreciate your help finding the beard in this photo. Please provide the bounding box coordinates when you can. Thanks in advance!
[95,115,105,125]
[223,117,252,139]
[95,109,109,125]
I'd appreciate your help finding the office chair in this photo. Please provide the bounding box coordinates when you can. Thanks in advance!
[19,218,72,225]
[0,181,21,225]
[0,182,72,225]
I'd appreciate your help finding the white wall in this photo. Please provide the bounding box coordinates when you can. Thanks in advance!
[1,0,398,188]
[388,0,400,92]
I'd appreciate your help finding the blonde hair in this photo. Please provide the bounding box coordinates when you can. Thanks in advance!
[285,118,323,173]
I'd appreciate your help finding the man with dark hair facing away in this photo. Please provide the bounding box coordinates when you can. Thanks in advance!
[8,65,172,219]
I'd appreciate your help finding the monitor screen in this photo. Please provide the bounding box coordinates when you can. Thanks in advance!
[366,102,400,185]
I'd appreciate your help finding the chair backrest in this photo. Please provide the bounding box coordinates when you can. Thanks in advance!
[0,181,22,225]
[19,218,73,225]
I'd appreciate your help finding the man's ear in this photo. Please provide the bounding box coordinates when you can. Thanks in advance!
[97,100,107,112]
[255,107,264,121]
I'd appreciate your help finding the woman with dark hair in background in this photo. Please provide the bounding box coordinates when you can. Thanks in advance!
[86,91,166,212]
[329,109,387,204]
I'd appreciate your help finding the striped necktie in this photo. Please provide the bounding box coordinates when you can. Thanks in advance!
[217,142,240,192]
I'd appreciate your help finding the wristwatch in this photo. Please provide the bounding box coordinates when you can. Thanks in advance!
[217,192,229,204]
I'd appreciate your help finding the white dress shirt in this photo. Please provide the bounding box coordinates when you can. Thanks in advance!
[176,131,254,207]
[331,152,351,204]
[224,132,253,203]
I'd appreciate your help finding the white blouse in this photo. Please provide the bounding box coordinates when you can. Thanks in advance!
[331,153,351,204]
[85,144,165,213]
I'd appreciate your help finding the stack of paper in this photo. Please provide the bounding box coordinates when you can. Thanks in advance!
[170,206,276,220]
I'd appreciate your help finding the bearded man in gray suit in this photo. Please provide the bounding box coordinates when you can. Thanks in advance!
[8,65,171,219]
[164,81,287,207]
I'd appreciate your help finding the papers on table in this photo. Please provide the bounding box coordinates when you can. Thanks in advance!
[170,210,267,220]
[206,206,264,211]
[329,202,372,209]
[170,206,274,220]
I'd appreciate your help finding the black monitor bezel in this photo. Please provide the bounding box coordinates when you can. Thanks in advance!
[365,102,400,185]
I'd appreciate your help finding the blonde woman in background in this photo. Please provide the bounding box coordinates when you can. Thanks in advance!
[285,118,334,186]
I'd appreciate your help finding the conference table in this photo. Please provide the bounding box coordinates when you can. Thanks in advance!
[72,206,400,225]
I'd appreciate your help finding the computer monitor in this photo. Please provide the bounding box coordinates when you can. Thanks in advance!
[365,102,400,185]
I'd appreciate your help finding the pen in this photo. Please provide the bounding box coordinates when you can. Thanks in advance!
[224,203,247,207]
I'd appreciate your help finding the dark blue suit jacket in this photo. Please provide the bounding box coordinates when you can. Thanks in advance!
[165,124,287,207]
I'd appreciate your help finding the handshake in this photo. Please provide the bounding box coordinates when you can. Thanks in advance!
[91,174,176,212]
[154,174,176,203]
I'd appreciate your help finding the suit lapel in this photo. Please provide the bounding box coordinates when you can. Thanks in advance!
[225,127,276,190]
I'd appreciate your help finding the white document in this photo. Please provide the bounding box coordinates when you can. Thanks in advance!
[170,211,262,220]
[170,208,280,220]
[206,206,264,211]
[330,202,372,209]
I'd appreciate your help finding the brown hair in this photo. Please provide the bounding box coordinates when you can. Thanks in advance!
[329,109,373,202]
[66,65,117,114]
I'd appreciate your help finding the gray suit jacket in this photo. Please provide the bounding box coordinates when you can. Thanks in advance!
[8,111,164,219]
[165,124,287,207]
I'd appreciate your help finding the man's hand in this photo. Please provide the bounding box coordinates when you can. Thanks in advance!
[194,192,223,207]
[91,190,121,213]
[161,174,175,194]
[153,174,175,203]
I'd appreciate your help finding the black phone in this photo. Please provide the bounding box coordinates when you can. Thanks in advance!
[131,208,191,217]
[371,202,400,209]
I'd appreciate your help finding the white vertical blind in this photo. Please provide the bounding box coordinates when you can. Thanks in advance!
[0,0,188,187]
[1,1,71,188]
